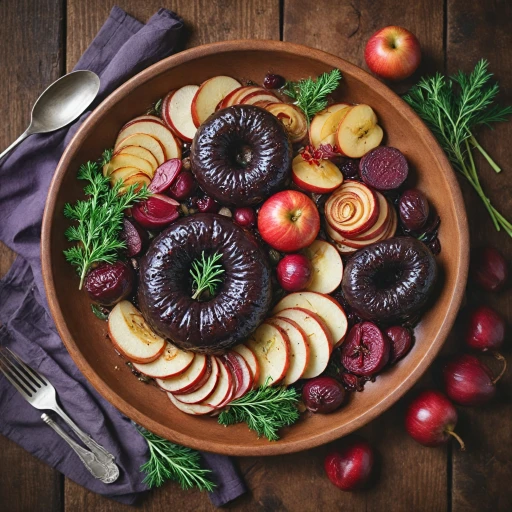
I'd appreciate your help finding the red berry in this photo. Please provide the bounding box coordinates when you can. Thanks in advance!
[276,254,312,292]
[233,207,256,228]
[465,305,506,352]
[302,376,346,413]
[263,73,285,89]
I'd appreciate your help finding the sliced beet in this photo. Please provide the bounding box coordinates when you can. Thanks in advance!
[121,217,149,257]
[386,325,413,364]
[340,322,390,376]
[132,194,180,230]
[359,147,409,190]
[148,158,182,193]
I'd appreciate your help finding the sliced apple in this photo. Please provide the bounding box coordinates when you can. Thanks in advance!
[168,391,215,416]
[267,317,310,385]
[156,354,208,393]
[200,357,233,408]
[292,154,344,193]
[103,153,155,178]
[320,105,352,141]
[115,133,166,166]
[301,239,344,294]
[241,91,279,106]
[224,352,253,400]
[132,342,194,378]
[119,173,151,194]
[336,104,384,158]
[115,120,181,161]
[310,103,351,148]
[266,103,308,143]
[109,166,139,184]
[219,86,259,109]
[273,291,348,347]
[274,308,331,379]
[108,301,165,364]
[162,85,199,143]
[113,145,158,172]
[191,76,241,126]
[232,344,260,388]
[121,115,164,128]
[174,356,219,404]
[245,322,290,387]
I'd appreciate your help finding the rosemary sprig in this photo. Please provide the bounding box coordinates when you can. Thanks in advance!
[283,69,342,121]
[403,59,512,237]
[146,98,163,117]
[63,160,150,289]
[137,427,215,491]
[218,382,300,441]
[190,251,224,300]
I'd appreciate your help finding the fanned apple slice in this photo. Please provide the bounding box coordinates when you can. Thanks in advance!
[115,120,181,161]
[200,357,233,408]
[267,317,310,385]
[241,91,279,106]
[113,145,158,171]
[174,356,219,404]
[103,153,155,178]
[302,240,344,294]
[132,342,193,378]
[292,154,344,193]
[168,391,215,416]
[191,76,241,126]
[162,85,199,142]
[119,173,151,194]
[273,291,348,347]
[220,86,260,109]
[156,354,208,393]
[310,103,351,148]
[245,322,290,387]
[320,105,352,140]
[232,344,260,388]
[336,104,384,158]
[266,103,308,143]
[122,115,164,128]
[115,133,165,165]
[223,352,253,400]
[108,301,165,364]
[274,308,331,379]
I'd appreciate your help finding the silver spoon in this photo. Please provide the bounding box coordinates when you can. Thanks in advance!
[0,70,100,160]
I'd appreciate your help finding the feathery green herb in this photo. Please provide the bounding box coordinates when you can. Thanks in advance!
[146,98,163,117]
[284,69,342,121]
[63,160,150,289]
[190,251,225,300]
[100,148,114,167]
[137,427,215,491]
[404,59,512,237]
[218,382,300,441]
[91,304,109,321]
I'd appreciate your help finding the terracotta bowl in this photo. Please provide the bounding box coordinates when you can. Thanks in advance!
[42,41,469,456]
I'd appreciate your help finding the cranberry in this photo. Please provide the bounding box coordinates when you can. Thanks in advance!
[399,189,430,232]
[168,171,197,200]
[385,325,413,364]
[233,207,256,228]
[263,73,286,89]
[302,376,346,413]
[471,247,508,292]
[339,159,359,179]
[196,196,219,213]
[276,254,313,292]
[85,261,134,306]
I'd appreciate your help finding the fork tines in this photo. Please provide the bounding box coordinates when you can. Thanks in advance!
[0,347,48,399]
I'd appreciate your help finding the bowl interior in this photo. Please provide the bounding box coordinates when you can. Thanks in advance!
[42,42,468,456]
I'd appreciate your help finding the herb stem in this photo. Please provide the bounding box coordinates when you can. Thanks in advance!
[469,135,502,173]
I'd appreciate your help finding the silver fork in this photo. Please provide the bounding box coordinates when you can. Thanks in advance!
[0,347,119,483]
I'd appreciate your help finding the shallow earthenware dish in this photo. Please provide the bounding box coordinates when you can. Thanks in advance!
[42,41,469,456]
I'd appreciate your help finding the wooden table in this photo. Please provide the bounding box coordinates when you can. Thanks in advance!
[1,1,511,510]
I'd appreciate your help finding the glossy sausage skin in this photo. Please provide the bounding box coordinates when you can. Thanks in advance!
[190,105,292,206]
[138,214,273,353]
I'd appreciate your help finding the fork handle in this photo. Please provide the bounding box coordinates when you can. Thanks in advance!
[42,414,117,483]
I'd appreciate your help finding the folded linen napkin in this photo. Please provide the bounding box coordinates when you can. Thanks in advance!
[0,6,246,506]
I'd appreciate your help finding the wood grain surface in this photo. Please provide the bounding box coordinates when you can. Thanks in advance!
[1,0,511,511]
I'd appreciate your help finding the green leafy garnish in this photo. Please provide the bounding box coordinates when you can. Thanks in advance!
[218,382,300,441]
[284,69,342,121]
[190,251,225,300]
[63,160,150,289]
[146,98,163,117]
[91,304,108,321]
[100,148,114,167]
[137,427,215,491]
[404,59,512,237]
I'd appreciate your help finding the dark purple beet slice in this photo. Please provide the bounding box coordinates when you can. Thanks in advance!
[359,147,409,190]
[385,325,413,364]
[341,322,390,376]
[148,158,182,193]
[121,217,149,257]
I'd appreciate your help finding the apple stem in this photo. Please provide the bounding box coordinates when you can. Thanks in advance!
[491,351,507,385]
[470,135,502,174]
[447,430,466,451]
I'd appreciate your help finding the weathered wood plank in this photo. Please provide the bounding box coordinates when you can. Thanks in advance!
[447,1,512,511]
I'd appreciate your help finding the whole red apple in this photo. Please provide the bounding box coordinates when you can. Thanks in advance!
[364,26,421,81]
[257,190,320,252]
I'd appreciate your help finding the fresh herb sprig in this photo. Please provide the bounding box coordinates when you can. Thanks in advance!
[146,98,163,117]
[404,59,512,237]
[284,69,342,121]
[190,251,225,300]
[137,427,215,491]
[63,160,150,289]
[218,382,300,441]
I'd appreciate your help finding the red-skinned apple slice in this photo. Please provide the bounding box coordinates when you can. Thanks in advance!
[191,76,241,126]
[108,301,165,364]
[113,145,158,171]
[168,391,215,416]
[103,153,155,178]
[232,344,260,388]
[320,105,352,140]
[119,173,151,194]
[109,166,140,185]
[273,291,348,347]
[162,85,199,142]
[114,133,166,166]
[245,322,290,387]
[156,354,208,393]
[174,357,220,404]
[115,120,181,161]
[133,343,194,378]
[148,159,182,194]
[220,86,260,109]
[292,154,344,193]
[121,115,164,128]
[267,317,310,385]
[336,104,383,158]
[241,91,279,106]
[310,104,351,148]
[224,352,253,400]
[265,103,308,143]
[274,308,331,379]
[301,239,344,294]
[200,357,233,408]
[171,356,212,395]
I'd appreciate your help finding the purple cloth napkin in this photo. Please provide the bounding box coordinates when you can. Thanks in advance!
[0,7,246,507]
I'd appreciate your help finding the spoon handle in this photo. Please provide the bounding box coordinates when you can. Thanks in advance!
[0,128,33,161]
